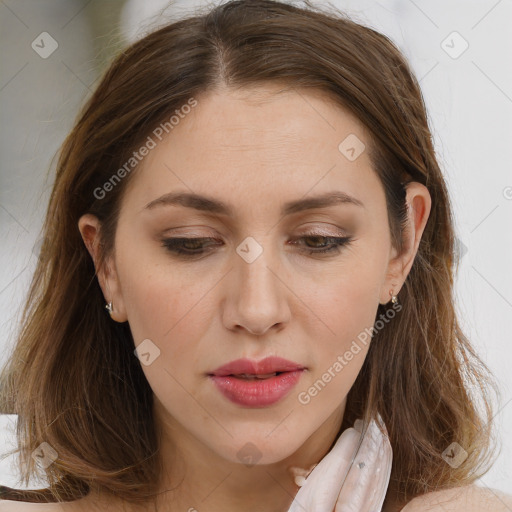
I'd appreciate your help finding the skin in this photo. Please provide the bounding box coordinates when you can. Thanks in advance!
[76,83,431,512]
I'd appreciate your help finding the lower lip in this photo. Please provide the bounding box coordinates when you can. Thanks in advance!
[209,370,304,407]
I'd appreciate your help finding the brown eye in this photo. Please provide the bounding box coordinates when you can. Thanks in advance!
[161,237,220,256]
[292,235,353,255]
[161,235,353,258]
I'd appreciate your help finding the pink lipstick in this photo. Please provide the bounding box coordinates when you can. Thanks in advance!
[208,356,305,407]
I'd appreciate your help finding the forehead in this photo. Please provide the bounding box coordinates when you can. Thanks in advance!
[119,85,383,217]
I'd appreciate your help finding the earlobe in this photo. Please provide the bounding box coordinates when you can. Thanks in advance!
[98,259,128,323]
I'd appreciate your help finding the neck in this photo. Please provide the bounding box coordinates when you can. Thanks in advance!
[146,396,346,512]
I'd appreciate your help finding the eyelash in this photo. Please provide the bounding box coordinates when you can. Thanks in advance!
[161,234,353,257]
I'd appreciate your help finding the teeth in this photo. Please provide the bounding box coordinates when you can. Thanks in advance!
[235,372,278,379]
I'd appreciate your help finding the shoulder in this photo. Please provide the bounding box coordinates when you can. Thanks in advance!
[402,484,512,511]
[0,496,91,512]
[0,488,121,512]
[0,500,94,512]
[0,502,63,511]
[0,486,112,512]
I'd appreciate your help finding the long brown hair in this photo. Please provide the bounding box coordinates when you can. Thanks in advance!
[0,0,500,509]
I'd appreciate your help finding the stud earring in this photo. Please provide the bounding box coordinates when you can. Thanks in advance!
[105,301,113,315]
[390,290,398,305]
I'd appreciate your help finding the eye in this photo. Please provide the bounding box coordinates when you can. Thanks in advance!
[289,234,353,255]
[161,237,220,257]
[160,234,354,258]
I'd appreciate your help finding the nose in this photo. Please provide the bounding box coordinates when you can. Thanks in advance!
[222,239,290,336]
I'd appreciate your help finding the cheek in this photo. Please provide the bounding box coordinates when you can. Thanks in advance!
[301,264,382,393]
[116,243,205,346]
[309,264,381,341]
[120,263,211,400]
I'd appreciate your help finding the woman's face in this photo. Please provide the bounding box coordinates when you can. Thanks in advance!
[82,84,420,468]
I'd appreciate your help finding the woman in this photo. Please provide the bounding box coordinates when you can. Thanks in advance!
[0,0,510,510]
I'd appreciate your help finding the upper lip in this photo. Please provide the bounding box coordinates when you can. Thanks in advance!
[209,356,305,376]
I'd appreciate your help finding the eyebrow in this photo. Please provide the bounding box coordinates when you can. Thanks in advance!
[143,190,365,216]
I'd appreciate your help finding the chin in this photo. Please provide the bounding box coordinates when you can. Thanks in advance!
[211,430,308,467]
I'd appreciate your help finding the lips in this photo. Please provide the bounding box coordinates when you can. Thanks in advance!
[209,356,305,378]
[208,356,306,407]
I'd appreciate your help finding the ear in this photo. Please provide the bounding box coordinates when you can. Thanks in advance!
[78,213,128,322]
[379,182,432,305]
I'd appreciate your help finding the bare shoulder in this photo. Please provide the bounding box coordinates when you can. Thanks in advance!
[0,501,67,511]
[402,484,512,511]
[0,488,115,512]
[0,494,96,512]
